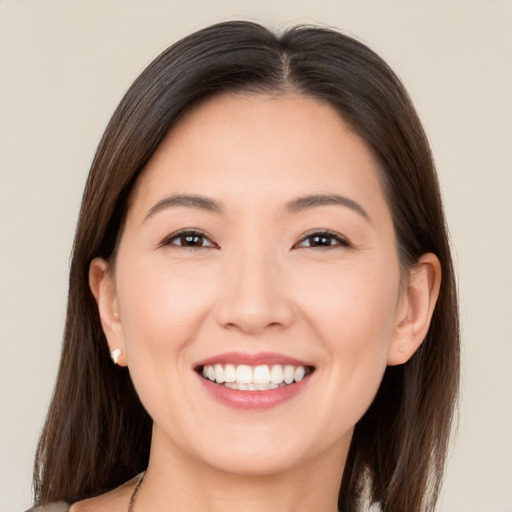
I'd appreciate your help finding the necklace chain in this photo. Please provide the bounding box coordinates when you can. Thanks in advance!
[127,473,145,512]
[126,472,342,511]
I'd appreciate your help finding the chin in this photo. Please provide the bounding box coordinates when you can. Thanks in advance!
[201,445,309,477]
[188,422,350,478]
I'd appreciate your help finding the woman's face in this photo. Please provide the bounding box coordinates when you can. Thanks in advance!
[97,93,409,476]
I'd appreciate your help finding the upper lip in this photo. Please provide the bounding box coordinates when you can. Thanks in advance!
[194,351,314,368]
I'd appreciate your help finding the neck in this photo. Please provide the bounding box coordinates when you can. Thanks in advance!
[136,428,347,512]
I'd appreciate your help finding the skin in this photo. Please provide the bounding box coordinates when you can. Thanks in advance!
[83,93,441,512]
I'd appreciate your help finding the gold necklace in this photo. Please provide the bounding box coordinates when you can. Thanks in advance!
[127,473,145,512]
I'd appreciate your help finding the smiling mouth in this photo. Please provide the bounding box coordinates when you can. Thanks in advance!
[196,363,315,391]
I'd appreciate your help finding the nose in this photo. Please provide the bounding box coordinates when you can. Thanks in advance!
[215,248,295,335]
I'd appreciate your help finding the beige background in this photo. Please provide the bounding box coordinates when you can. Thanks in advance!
[1,1,511,511]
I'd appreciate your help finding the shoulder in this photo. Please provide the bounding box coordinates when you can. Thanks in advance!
[25,504,70,512]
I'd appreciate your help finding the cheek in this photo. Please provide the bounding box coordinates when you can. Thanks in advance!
[116,253,212,382]
[296,260,399,409]
[113,257,221,428]
[115,257,218,360]
[298,258,400,344]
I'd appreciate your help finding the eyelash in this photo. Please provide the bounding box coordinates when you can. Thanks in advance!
[160,229,351,250]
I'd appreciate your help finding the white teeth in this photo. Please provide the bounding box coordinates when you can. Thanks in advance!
[253,365,271,384]
[270,365,284,384]
[214,364,225,383]
[225,382,280,391]
[294,366,305,382]
[224,364,236,383]
[200,363,310,389]
[283,365,295,384]
[236,365,252,384]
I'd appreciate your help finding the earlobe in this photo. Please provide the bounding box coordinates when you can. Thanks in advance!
[89,257,127,366]
[388,253,442,366]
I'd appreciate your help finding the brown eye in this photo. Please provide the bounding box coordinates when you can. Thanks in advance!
[163,230,217,249]
[296,230,350,249]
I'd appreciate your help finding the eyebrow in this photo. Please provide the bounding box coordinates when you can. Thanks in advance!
[144,193,370,221]
[145,194,222,220]
[285,194,370,221]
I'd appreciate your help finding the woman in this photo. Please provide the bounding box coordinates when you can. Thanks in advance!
[29,20,459,512]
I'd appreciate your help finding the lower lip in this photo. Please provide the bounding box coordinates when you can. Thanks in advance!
[198,375,311,410]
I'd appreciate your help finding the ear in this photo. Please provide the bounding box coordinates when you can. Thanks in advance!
[388,253,442,366]
[89,257,127,366]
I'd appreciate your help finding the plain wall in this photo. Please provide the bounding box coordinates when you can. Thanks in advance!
[1,1,511,511]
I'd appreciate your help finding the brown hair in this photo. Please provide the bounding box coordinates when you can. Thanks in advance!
[34,21,459,512]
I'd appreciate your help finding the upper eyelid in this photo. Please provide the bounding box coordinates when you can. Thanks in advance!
[159,229,217,248]
[294,229,351,246]
[160,228,350,249]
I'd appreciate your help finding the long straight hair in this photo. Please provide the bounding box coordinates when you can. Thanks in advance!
[34,21,459,512]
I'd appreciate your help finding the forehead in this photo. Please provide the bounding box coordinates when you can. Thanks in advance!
[129,92,385,219]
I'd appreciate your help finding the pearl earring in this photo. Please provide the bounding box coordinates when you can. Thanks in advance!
[111,348,122,365]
